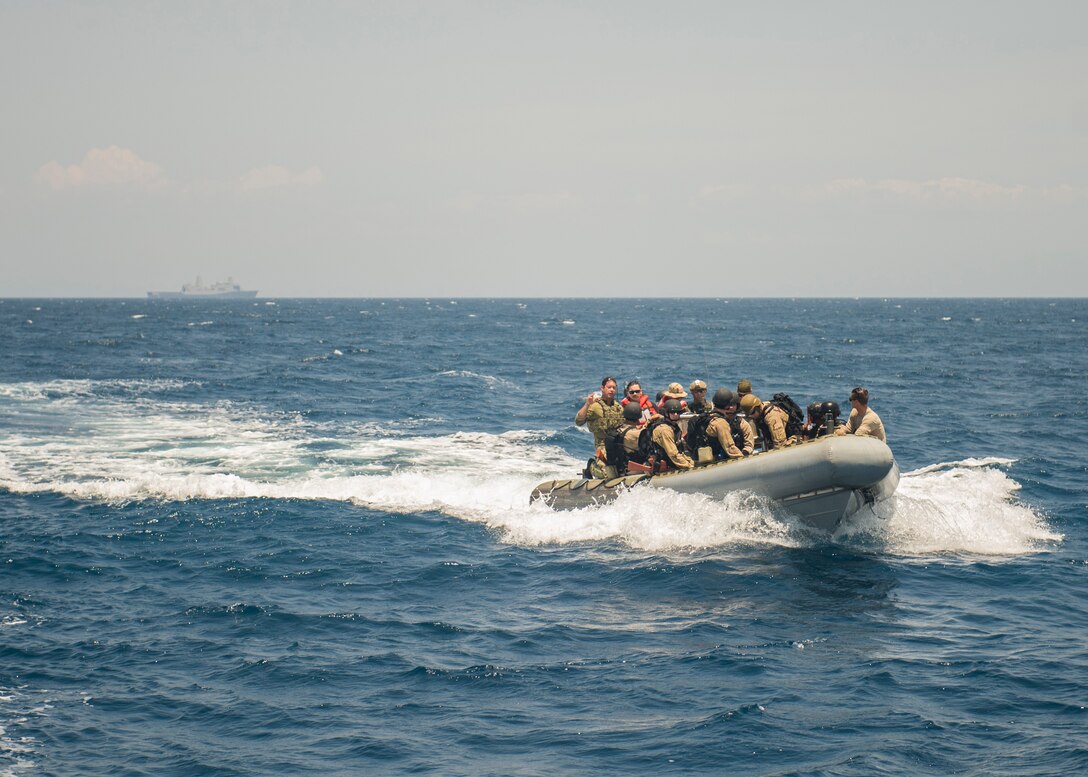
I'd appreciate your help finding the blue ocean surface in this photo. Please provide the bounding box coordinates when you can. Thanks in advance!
[1,297,1086,775]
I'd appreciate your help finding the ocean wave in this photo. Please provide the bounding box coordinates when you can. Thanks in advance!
[435,370,519,390]
[0,386,1057,557]
[0,686,41,776]
[0,378,197,402]
[836,458,1060,556]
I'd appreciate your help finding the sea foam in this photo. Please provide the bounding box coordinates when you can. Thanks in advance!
[0,380,1057,558]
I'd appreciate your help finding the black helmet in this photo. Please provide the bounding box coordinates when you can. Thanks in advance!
[820,400,841,419]
[807,401,821,419]
[662,398,683,416]
[623,402,643,422]
[712,388,736,409]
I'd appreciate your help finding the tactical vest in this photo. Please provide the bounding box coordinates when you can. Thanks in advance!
[707,414,749,458]
[754,407,776,450]
[604,423,645,474]
[638,416,681,467]
[588,399,625,445]
[683,411,715,454]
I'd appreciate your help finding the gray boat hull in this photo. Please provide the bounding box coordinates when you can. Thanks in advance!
[147,290,258,299]
[531,435,899,532]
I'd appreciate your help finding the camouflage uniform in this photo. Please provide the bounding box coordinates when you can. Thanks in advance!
[576,399,625,478]
[706,414,755,459]
[576,399,625,449]
[688,381,712,414]
[688,398,714,413]
[651,421,695,470]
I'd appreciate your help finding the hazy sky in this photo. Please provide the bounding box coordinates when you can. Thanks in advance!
[2,1,1086,297]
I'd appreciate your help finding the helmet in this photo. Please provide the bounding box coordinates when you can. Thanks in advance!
[623,402,643,422]
[807,401,821,419]
[712,388,736,409]
[739,393,762,415]
[662,398,683,416]
[737,379,752,394]
[820,400,841,419]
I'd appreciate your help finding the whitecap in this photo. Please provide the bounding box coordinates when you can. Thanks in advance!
[0,386,1058,559]
[436,370,518,390]
[835,458,1059,556]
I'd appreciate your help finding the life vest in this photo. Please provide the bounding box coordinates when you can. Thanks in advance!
[621,394,658,422]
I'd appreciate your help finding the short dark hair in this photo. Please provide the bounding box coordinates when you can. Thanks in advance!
[601,376,617,388]
[625,380,641,392]
[850,387,869,405]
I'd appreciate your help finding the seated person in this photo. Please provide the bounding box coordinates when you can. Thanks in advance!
[704,389,755,459]
[640,398,694,471]
[802,401,842,439]
[657,382,689,412]
[620,380,659,422]
[739,393,796,450]
[835,386,887,442]
[688,380,713,413]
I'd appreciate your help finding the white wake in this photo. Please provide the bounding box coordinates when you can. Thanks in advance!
[0,379,1058,557]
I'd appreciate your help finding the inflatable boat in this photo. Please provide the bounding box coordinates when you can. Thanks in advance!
[530,434,899,532]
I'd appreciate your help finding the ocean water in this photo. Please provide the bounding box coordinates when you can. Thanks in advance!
[1,297,1085,776]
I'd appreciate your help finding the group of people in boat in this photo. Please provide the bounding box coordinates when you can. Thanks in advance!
[574,377,886,479]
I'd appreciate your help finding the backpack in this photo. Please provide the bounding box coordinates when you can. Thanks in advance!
[603,426,631,475]
[638,416,673,466]
[683,411,715,453]
[769,392,805,438]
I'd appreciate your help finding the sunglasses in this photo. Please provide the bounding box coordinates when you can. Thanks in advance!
[627,389,641,395]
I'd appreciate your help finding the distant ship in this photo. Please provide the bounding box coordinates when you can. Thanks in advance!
[147,276,258,299]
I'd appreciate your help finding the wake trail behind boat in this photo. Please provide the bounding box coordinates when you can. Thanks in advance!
[0,379,1057,557]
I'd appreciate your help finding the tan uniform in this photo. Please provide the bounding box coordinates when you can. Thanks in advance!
[575,399,625,450]
[621,424,643,456]
[845,406,886,442]
[706,414,755,459]
[760,403,793,449]
[651,421,694,470]
[688,399,713,413]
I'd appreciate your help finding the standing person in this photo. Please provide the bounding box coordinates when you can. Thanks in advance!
[705,389,755,459]
[620,380,659,422]
[575,376,625,477]
[688,380,713,413]
[739,393,796,450]
[643,399,695,471]
[836,387,887,442]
